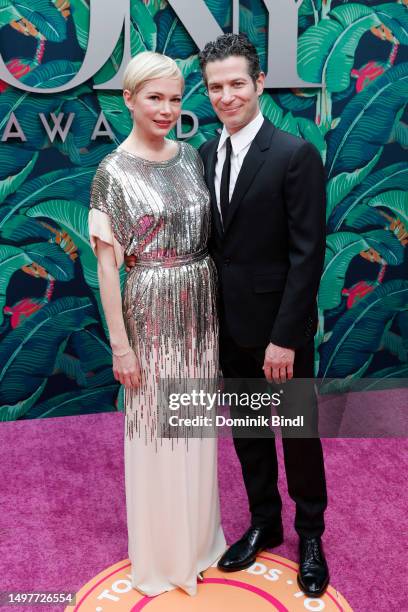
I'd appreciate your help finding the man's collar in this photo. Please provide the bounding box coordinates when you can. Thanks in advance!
[217,112,264,155]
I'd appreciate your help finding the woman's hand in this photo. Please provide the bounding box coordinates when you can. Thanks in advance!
[112,348,141,389]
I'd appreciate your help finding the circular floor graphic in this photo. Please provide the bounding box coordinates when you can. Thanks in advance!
[66,553,352,612]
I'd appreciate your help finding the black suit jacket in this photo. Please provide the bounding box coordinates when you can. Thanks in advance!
[199,117,326,349]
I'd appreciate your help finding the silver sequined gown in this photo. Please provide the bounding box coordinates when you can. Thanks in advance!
[88,141,226,597]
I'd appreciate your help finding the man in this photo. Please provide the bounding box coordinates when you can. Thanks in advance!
[125,34,329,597]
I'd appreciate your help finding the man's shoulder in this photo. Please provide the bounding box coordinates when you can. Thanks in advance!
[271,125,311,153]
[264,124,320,167]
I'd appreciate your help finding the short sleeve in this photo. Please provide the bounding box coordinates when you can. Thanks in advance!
[88,159,133,269]
[88,208,125,268]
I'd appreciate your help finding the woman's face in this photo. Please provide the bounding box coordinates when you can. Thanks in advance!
[124,77,183,138]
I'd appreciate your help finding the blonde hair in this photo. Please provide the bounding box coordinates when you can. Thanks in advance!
[123,51,183,95]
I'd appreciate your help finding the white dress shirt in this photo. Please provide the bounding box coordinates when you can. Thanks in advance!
[215,112,264,218]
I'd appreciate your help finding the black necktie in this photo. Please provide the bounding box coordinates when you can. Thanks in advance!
[220,137,232,224]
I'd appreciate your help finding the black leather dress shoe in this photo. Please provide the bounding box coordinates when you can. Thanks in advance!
[297,536,329,597]
[217,526,284,572]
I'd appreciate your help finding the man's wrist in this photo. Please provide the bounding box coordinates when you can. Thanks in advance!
[269,339,295,351]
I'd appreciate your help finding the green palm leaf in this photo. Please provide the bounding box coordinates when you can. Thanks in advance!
[69,328,113,371]
[94,23,146,86]
[54,341,113,390]
[22,59,82,89]
[0,209,52,241]
[259,94,284,128]
[364,229,404,266]
[319,280,408,378]
[299,0,322,18]
[24,385,119,418]
[319,232,369,311]
[22,241,75,279]
[326,149,383,220]
[0,380,47,421]
[0,153,38,204]
[54,352,88,386]
[278,91,316,112]
[326,63,408,178]
[279,111,301,138]
[361,365,408,391]
[182,92,214,121]
[0,146,35,181]
[298,4,381,92]
[0,244,31,325]
[0,296,97,405]
[0,91,64,147]
[296,117,326,156]
[368,190,408,227]
[328,163,408,231]
[2,168,94,225]
[59,96,102,148]
[69,0,90,50]
[26,200,126,339]
[380,329,407,362]
[12,0,67,41]
[25,199,125,288]
[0,0,20,28]
[374,3,408,45]
[176,55,201,80]
[131,0,157,50]
[390,119,408,148]
[156,6,197,58]
[96,94,132,137]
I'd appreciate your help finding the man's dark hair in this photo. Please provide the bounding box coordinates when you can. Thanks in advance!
[198,33,261,85]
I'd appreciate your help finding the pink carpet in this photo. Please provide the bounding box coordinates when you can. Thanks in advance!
[0,412,406,611]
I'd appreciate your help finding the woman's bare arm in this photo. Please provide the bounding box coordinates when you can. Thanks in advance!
[95,238,140,389]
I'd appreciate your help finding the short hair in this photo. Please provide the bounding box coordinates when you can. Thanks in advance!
[199,33,261,85]
[123,51,183,95]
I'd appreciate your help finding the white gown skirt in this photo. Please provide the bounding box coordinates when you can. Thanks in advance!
[124,434,226,596]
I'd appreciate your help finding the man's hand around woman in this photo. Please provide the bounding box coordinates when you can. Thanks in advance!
[124,254,137,272]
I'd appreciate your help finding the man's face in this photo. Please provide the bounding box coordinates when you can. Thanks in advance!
[205,55,265,134]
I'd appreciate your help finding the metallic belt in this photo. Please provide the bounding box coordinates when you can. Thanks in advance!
[134,248,209,268]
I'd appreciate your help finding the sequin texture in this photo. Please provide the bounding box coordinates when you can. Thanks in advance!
[89,142,219,445]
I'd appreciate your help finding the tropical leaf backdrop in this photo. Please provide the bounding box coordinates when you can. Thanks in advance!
[0,0,407,419]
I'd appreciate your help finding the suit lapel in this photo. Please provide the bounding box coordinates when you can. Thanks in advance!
[224,118,276,233]
[205,136,223,237]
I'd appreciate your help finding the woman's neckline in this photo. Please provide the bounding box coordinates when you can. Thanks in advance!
[116,141,182,166]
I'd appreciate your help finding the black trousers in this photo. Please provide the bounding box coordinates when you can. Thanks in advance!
[220,333,327,538]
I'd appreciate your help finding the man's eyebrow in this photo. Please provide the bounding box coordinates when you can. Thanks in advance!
[208,77,247,85]
[208,76,247,85]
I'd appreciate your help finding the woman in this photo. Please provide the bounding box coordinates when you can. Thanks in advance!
[88,51,226,596]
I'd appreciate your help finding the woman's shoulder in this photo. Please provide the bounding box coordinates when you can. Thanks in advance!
[95,149,122,176]
[92,150,129,196]
[180,141,204,168]
[91,150,125,207]
[180,140,200,158]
